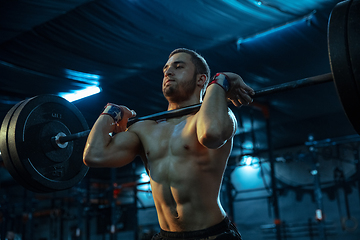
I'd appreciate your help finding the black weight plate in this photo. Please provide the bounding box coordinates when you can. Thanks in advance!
[328,0,360,135]
[348,0,360,89]
[0,99,43,192]
[7,95,89,193]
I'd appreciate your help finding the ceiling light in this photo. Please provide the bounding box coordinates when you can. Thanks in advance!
[59,69,102,102]
[59,85,101,102]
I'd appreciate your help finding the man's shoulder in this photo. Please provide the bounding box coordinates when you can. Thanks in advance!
[127,120,157,132]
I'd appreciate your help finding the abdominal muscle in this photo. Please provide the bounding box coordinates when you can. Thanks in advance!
[148,151,229,232]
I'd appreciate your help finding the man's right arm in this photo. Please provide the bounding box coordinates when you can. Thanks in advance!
[83,106,141,168]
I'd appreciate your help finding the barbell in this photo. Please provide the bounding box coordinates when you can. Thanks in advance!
[0,0,359,193]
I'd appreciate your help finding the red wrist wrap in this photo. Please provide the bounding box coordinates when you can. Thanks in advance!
[101,103,123,123]
[208,73,230,92]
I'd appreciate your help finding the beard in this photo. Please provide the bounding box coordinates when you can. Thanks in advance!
[163,73,197,102]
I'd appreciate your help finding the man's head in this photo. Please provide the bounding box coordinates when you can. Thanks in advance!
[163,48,210,103]
[169,48,210,83]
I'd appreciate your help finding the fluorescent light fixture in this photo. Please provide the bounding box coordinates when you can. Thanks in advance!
[237,10,316,47]
[241,155,260,166]
[59,69,102,102]
[243,156,253,166]
[140,172,150,183]
[59,85,101,102]
[137,171,151,193]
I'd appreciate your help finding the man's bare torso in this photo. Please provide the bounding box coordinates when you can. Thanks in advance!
[130,113,233,232]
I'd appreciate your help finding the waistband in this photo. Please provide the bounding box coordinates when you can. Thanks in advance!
[159,216,231,239]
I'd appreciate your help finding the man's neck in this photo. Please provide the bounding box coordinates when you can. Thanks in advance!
[167,96,200,111]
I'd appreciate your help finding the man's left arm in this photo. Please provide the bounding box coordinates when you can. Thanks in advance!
[196,72,254,149]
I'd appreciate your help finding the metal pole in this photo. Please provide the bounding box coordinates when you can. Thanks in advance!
[60,199,64,240]
[110,168,117,240]
[266,115,282,240]
[76,191,83,240]
[355,149,360,207]
[309,146,327,240]
[132,162,139,240]
[86,178,91,240]
[1,197,8,240]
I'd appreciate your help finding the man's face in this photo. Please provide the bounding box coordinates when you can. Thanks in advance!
[162,52,197,102]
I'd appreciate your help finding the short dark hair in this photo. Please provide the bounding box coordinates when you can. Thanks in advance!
[169,48,211,90]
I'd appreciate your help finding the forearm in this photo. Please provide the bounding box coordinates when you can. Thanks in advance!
[197,83,236,149]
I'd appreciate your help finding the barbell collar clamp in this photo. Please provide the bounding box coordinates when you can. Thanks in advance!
[52,132,69,149]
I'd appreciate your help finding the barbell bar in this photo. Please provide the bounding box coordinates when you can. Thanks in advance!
[0,0,359,193]
[54,72,335,146]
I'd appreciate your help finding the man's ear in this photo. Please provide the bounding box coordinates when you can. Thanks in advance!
[197,74,207,88]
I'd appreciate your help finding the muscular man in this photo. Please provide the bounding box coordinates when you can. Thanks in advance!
[83,48,254,239]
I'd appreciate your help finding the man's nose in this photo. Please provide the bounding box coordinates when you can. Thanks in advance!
[164,67,174,76]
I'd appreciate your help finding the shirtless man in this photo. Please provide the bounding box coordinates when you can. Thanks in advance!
[83,48,254,239]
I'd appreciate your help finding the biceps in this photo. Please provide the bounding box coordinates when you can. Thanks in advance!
[85,131,141,168]
[106,131,142,166]
[194,109,237,148]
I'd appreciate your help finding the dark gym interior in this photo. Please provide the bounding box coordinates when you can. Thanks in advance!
[0,0,360,239]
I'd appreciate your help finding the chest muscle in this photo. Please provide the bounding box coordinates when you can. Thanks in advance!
[144,120,198,160]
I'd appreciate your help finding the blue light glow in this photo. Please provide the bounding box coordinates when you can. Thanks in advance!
[244,156,252,166]
[231,164,263,190]
[137,171,152,199]
[65,69,100,83]
[59,85,101,102]
[242,141,254,150]
[59,69,102,102]
[241,155,259,166]
[236,122,253,134]
[140,172,150,183]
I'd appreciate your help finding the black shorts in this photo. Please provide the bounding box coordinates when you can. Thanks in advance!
[151,217,242,240]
